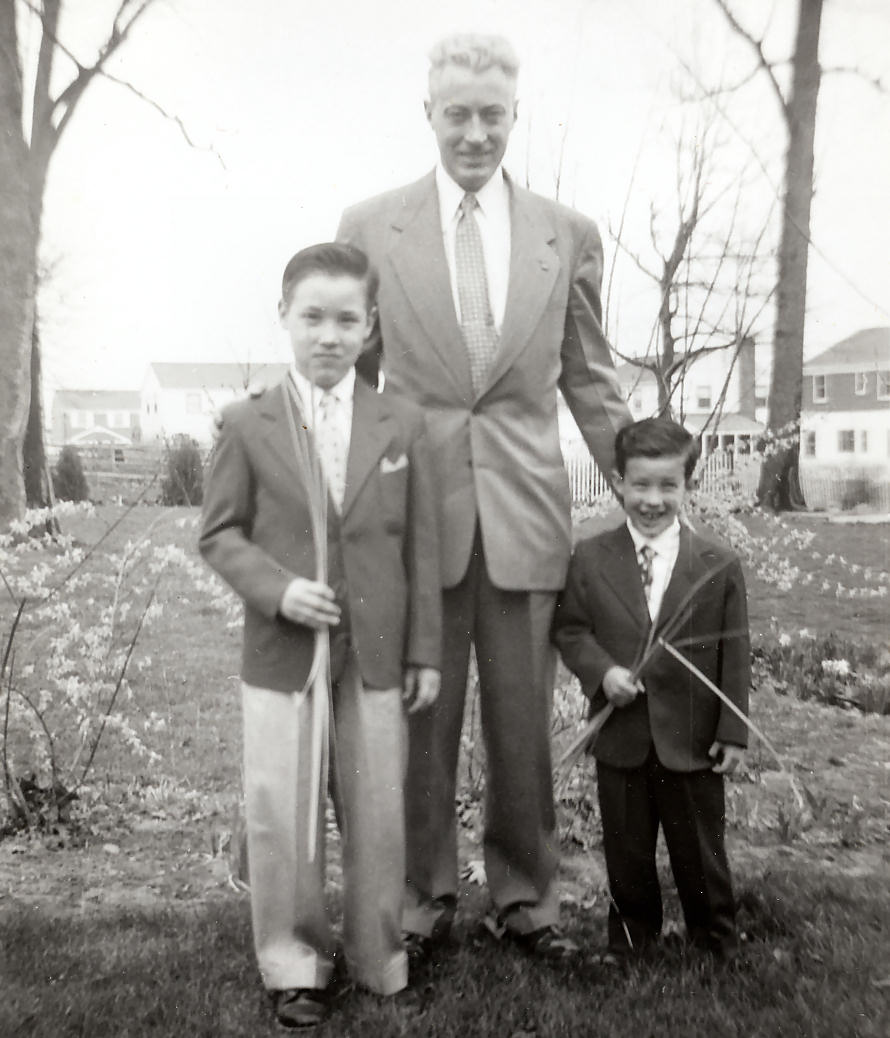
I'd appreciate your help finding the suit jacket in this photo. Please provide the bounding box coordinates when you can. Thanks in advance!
[337,171,631,591]
[198,377,441,692]
[552,524,750,772]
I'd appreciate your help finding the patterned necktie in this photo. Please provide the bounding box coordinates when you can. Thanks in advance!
[455,192,498,393]
[638,544,655,609]
[314,391,347,512]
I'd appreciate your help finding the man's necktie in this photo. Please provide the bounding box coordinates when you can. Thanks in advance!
[315,391,347,512]
[455,192,498,393]
[638,544,655,609]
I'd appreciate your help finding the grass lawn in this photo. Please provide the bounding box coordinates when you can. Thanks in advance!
[1,505,888,1037]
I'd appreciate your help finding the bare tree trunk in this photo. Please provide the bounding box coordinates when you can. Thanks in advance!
[0,4,35,525]
[24,320,48,508]
[757,0,823,510]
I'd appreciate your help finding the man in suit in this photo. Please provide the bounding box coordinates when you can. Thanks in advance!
[552,418,750,959]
[200,243,441,1028]
[337,33,631,957]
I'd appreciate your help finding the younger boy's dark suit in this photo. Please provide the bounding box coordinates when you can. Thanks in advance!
[199,375,440,995]
[552,522,750,953]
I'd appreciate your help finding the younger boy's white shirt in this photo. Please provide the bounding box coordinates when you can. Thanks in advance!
[289,366,355,444]
[626,517,681,622]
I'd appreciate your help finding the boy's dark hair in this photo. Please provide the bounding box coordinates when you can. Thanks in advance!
[614,417,701,481]
[280,242,378,307]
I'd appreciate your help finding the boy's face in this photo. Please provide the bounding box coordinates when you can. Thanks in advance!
[612,453,691,539]
[278,273,372,390]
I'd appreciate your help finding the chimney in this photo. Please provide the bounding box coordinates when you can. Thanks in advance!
[737,337,756,419]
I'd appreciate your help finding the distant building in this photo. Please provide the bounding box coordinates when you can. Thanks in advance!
[50,389,141,445]
[140,362,289,445]
[559,338,767,454]
[800,327,890,468]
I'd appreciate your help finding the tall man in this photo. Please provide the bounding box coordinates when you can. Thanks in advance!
[337,33,631,958]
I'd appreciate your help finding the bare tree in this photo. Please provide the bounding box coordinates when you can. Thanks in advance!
[0,0,214,523]
[711,0,824,510]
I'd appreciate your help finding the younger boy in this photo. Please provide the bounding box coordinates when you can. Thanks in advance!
[199,243,441,1029]
[552,418,749,960]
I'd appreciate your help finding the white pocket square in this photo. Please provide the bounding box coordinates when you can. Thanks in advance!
[380,454,408,474]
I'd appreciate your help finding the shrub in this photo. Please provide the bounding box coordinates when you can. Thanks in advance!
[52,445,89,502]
[160,436,204,507]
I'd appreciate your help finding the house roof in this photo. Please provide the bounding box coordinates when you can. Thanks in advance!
[804,327,890,374]
[685,412,764,435]
[148,362,289,390]
[53,389,141,411]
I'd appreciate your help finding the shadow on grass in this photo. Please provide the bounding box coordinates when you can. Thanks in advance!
[3,870,889,1037]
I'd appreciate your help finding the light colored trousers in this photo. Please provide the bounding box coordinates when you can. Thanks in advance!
[242,655,408,995]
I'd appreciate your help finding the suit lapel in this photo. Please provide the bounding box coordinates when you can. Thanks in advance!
[341,381,393,518]
[258,380,313,493]
[599,525,650,631]
[388,172,474,401]
[481,179,560,394]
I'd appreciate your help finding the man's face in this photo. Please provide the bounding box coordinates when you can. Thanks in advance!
[278,273,372,390]
[612,454,691,539]
[425,63,518,192]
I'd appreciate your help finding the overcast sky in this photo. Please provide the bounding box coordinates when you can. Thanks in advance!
[20,0,890,400]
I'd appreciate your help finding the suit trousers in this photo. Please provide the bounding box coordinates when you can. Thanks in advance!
[242,654,408,995]
[597,748,737,954]
[404,529,560,936]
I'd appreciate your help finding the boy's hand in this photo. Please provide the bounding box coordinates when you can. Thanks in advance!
[602,666,644,708]
[403,666,440,714]
[279,578,341,629]
[709,741,745,774]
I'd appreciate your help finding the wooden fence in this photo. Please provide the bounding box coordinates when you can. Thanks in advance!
[799,465,890,512]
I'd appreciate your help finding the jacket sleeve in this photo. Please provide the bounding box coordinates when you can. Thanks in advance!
[715,557,751,746]
[198,408,294,620]
[557,218,632,480]
[337,206,383,388]
[402,412,442,670]
[551,548,616,696]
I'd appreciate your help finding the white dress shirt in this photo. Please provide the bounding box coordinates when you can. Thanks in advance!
[626,518,682,622]
[289,366,355,509]
[435,163,511,332]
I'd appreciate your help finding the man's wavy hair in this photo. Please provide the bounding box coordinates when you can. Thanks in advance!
[427,33,519,96]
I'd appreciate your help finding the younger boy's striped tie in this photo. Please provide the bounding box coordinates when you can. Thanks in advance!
[638,544,655,608]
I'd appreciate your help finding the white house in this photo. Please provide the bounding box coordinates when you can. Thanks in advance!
[50,389,142,446]
[798,328,890,509]
[140,362,289,445]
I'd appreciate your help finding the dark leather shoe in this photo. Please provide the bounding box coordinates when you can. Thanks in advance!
[402,900,455,965]
[482,913,579,961]
[269,988,329,1029]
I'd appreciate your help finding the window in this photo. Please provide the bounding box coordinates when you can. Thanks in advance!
[860,430,868,453]
[854,371,868,395]
[803,431,816,456]
[695,386,711,409]
[186,393,202,415]
[838,430,855,453]
[94,412,108,428]
[878,372,890,400]
[755,384,768,408]
[631,391,643,413]
[813,374,828,402]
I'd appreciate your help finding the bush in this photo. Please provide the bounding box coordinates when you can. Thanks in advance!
[52,445,90,502]
[160,436,204,506]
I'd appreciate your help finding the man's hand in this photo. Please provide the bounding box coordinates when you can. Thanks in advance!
[403,666,440,714]
[709,741,745,775]
[602,666,643,708]
[278,578,341,629]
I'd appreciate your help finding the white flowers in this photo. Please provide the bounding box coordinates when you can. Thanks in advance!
[821,658,851,678]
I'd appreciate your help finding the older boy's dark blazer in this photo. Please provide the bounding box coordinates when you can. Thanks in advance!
[199,377,441,692]
[553,523,750,772]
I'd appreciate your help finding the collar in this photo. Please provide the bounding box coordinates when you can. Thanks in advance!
[625,517,681,557]
[435,162,509,222]
[289,365,356,417]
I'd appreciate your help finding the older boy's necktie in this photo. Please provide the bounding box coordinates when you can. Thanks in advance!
[455,192,498,393]
[638,544,655,610]
[315,391,347,512]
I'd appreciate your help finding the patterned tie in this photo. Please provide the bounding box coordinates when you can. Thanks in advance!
[638,544,655,609]
[455,192,498,393]
[314,391,347,512]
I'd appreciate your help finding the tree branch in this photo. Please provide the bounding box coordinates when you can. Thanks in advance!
[711,0,788,115]
[821,65,888,94]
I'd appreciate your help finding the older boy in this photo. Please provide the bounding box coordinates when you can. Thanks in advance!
[199,243,441,1028]
[552,418,750,961]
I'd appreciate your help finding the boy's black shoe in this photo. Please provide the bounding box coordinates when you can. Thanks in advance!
[269,987,329,1029]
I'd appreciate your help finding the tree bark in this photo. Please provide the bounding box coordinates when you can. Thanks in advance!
[24,320,48,508]
[0,4,36,525]
[757,0,823,510]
